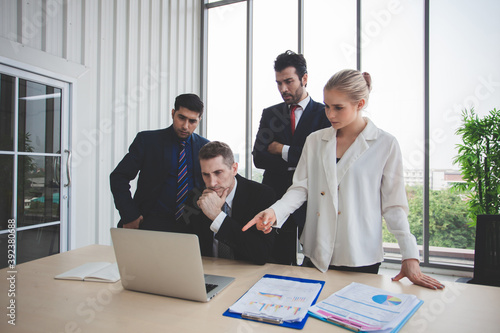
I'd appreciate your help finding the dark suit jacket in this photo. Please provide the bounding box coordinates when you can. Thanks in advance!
[253,98,330,198]
[110,125,209,228]
[252,98,329,265]
[184,174,276,265]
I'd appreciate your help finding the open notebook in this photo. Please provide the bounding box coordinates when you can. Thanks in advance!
[55,262,120,283]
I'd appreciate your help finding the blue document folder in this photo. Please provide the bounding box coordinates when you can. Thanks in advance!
[223,274,325,330]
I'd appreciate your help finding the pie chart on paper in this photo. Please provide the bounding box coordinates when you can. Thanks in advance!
[372,295,402,306]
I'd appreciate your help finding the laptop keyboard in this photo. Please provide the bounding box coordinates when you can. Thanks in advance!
[205,283,218,294]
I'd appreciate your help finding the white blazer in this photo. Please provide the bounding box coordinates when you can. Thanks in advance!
[271,118,419,272]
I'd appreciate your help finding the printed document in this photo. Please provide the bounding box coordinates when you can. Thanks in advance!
[309,282,423,332]
[229,276,323,322]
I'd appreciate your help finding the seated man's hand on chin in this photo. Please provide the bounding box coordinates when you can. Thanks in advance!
[197,188,229,221]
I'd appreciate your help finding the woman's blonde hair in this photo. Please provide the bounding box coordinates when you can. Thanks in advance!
[324,69,372,108]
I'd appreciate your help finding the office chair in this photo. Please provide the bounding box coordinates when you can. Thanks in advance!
[468,215,500,287]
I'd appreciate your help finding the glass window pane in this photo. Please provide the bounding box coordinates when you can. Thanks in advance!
[251,0,298,181]
[0,155,13,231]
[429,0,500,265]
[0,233,14,269]
[16,225,60,265]
[18,79,62,154]
[0,74,15,151]
[304,0,357,100]
[17,156,60,227]
[361,0,425,261]
[207,2,247,175]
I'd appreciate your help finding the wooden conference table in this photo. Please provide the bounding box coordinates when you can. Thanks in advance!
[1,245,499,332]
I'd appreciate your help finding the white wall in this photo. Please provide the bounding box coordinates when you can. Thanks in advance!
[0,0,202,249]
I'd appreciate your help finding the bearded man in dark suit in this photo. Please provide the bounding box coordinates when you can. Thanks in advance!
[253,50,330,265]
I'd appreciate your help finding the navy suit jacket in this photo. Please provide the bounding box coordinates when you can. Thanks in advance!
[110,125,209,227]
[253,98,330,198]
[185,174,276,265]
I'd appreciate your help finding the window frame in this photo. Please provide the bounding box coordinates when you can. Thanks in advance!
[202,0,474,272]
[0,63,71,265]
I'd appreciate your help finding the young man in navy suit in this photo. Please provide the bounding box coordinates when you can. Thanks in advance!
[253,51,330,265]
[185,141,276,265]
[110,93,209,232]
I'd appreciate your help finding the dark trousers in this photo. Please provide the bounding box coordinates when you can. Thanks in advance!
[264,170,307,266]
[302,257,381,274]
[118,212,191,233]
[270,224,297,265]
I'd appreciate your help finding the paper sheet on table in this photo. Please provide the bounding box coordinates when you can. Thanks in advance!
[308,282,423,332]
[229,276,323,322]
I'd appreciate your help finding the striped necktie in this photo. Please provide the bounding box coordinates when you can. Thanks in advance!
[175,140,188,221]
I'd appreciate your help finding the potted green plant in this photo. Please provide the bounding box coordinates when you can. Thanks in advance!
[453,108,500,286]
[453,107,500,226]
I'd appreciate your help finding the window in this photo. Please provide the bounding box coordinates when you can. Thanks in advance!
[206,1,247,175]
[304,0,356,99]
[251,0,298,181]
[0,65,70,268]
[361,0,425,262]
[428,0,500,266]
[203,0,500,271]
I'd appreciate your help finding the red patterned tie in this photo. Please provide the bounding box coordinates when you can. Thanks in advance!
[290,104,298,135]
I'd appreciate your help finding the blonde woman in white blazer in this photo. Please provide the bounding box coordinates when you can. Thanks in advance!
[244,70,444,290]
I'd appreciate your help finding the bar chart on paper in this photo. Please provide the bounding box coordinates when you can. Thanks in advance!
[228,275,324,322]
[249,302,302,315]
[259,292,283,299]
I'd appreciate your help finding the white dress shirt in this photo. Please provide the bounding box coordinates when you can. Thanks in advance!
[271,118,420,272]
[281,95,311,162]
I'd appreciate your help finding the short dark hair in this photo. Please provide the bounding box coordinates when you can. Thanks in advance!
[174,93,204,116]
[274,50,308,80]
[198,141,234,168]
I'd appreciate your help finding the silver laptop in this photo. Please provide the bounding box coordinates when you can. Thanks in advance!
[110,228,234,302]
